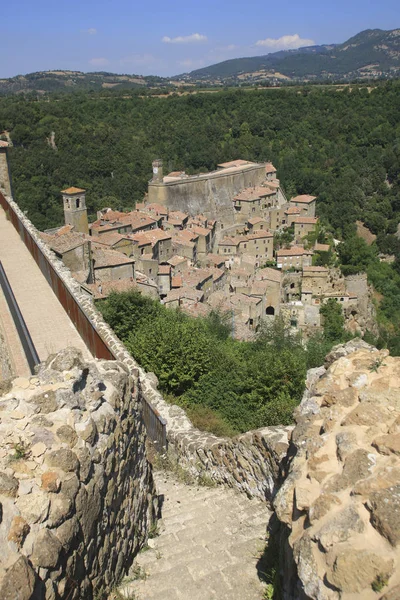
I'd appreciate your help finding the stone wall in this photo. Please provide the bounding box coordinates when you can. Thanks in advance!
[345,273,379,337]
[274,339,400,600]
[0,347,156,600]
[148,164,266,227]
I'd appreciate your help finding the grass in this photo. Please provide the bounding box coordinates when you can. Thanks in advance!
[371,573,389,593]
[10,439,30,460]
[151,449,217,488]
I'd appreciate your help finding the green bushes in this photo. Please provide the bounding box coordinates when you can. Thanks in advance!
[98,291,335,436]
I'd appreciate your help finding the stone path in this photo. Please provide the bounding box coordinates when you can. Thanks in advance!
[0,206,91,366]
[117,472,270,600]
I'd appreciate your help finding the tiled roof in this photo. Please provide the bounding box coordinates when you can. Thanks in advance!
[189,225,211,237]
[246,230,273,240]
[285,207,301,214]
[171,275,183,288]
[292,216,319,224]
[290,195,317,204]
[40,231,86,254]
[92,247,135,268]
[303,266,329,273]
[314,243,330,252]
[167,255,187,267]
[218,159,251,168]
[247,217,267,225]
[265,163,277,173]
[0,141,9,148]
[164,287,204,303]
[255,267,281,283]
[158,265,171,275]
[276,246,311,257]
[61,187,85,194]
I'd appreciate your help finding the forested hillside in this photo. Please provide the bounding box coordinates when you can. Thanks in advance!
[0,83,400,349]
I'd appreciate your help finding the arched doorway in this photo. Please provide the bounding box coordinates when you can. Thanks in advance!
[266,306,275,316]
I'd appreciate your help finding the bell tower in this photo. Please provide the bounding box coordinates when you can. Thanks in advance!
[61,187,89,234]
[152,159,163,183]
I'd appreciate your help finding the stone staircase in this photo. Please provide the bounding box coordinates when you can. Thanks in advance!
[116,471,271,600]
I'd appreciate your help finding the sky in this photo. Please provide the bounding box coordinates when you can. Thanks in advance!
[1,0,399,78]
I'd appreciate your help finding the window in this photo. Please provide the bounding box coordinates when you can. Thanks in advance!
[266,306,275,315]
[290,318,298,327]
[76,199,80,209]
[224,248,227,253]
[244,244,247,249]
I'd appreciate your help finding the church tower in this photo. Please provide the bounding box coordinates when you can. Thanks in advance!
[152,159,163,183]
[61,187,89,234]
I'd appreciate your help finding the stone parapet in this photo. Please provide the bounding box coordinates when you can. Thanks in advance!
[275,339,400,600]
[0,348,156,599]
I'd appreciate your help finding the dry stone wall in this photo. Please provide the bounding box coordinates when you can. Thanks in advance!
[0,347,156,600]
[275,339,400,600]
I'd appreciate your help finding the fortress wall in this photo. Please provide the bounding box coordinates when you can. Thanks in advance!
[0,189,288,504]
[148,164,266,226]
[0,348,156,600]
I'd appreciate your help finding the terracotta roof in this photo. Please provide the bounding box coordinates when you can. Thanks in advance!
[40,231,86,254]
[291,195,317,204]
[167,255,187,267]
[265,163,277,174]
[85,278,139,299]
[285,206,301,215]
[190,225,211,237]
[0,141,9,147]
[235,186,275,202]
[292,216,319,224]
[92,247,135,268]
[255,267,281,283]
[144,203,169,215]
[61,187,86,194]
[218,159,251,168]
[181,268,213,288]
[158,265,171,275]
[276,246,311,257]
[181,302,210,318]
[211,268,225,282]
[219,237,239,246]
[246,230,273,240]
[314,243,330,252]
[167,171,185,177]
[173,229,198,243]
[169,210,189,222]
[164,287,204,303]
[171,275,183,288]
[203,254,225,267]
[94,232,126,246]
[303,266,329,273]
[247,217,268,225]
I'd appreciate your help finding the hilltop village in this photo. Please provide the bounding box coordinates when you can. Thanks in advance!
[39,159,368,339]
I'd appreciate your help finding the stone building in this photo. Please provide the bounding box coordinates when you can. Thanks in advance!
[276,246,313,270]
[62,187,89,234]
[289,194,317,217]
[292,216,319,242]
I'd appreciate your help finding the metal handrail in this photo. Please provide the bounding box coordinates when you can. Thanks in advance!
[0,260,40,374]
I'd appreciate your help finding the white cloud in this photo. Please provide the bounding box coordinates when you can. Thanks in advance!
[162,33,207,44]
[255,34,315,50]
[83,28,97,35]
[89,57,110,67]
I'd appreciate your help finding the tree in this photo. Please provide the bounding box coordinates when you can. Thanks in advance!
[320,299,346,342]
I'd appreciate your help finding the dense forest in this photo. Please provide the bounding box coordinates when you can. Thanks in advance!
[1,83,400,350]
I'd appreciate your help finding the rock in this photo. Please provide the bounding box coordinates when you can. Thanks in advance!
[16,491,50,524]
[373,433,400,456]
[60,473,80,501]
[342,403,391,427]
[326,549,394,593]
[368,485,400,546]
[49,347,85,372]
[75,417,97,445]
[47,493,73,527]
[353,466,400,496]
[30,528,62,568]
[321,387,358,408]
[7,516,30,547]
[335,431,357,461]
[312,506,364,551]
[55,515,79,551]
[56,425,78,447]
[0,555,36,600]
[0,472,19,498]
[41,471,61,493]
[31,442,47,457]
[31,389,58,413]
[46,448,79,473]
[293,533,328,599]
[308,494,341,525]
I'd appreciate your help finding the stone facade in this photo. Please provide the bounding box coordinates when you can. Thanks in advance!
[0,348,157,600]
[275,340,400,600]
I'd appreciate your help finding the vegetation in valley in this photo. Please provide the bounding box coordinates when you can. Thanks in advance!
[98,290,343,436]
[1,81,399,348]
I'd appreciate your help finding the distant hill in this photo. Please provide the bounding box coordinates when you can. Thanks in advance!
[183,28,400,83]
[0,70,170,95]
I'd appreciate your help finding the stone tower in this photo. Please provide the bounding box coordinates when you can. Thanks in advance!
[0,141,12,197]
[61,187,89,234]
[152,159,163,183]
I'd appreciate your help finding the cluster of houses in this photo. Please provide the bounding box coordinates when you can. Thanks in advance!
[40,161,360,339]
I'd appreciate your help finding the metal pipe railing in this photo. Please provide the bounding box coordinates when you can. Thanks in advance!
[0,260,40,374]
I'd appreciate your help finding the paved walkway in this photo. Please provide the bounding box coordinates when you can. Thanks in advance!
[117,472,269,600]
[0,206,91,368]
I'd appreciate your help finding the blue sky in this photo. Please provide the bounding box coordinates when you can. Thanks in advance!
[1,0,399,78]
